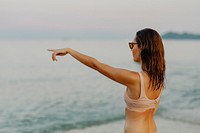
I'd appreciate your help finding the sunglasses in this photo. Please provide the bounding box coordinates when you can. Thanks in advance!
[129,42,137,50]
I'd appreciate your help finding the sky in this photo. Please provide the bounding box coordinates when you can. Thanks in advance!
[0,0,200,39]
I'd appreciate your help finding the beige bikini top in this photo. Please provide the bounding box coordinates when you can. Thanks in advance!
[124,72,162,112]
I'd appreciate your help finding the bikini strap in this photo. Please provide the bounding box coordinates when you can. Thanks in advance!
[138,72,147,98]
[138,72,163,100]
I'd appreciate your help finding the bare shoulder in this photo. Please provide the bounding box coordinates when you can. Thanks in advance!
[128,71,140,80]
[126,71,141,99]
[126,71,140,88]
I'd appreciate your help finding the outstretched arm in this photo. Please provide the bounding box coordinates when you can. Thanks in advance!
[48,48,136,86]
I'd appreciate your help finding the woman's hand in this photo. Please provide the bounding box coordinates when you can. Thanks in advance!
[48,48,70,61]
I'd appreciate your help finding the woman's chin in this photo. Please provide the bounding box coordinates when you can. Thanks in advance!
[133,58,140,63]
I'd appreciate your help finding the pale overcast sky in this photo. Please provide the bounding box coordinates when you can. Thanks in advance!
[0,0,200,39]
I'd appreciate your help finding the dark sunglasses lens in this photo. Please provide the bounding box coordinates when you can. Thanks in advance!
[129,43,133,49]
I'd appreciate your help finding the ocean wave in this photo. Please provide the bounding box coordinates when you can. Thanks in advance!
[24,116,124,133]
[157,89,200,125]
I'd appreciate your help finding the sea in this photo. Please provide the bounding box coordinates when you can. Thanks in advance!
[0,39,200,133]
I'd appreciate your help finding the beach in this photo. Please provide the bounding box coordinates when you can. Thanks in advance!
[64,117,200,133]
[1,40,200,133]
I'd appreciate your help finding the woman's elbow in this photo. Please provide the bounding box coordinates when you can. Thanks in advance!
[91,58,100,70]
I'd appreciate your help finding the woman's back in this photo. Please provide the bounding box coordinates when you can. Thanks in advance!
[124,72,162,133]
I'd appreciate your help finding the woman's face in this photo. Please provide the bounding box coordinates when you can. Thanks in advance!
[131,38,141,63]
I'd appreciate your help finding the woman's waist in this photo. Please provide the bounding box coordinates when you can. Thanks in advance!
[125,108,157,133]
[125,116,156,133]
[125,108,155,123]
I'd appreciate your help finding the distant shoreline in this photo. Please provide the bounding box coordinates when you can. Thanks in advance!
[1,31,200,40]
[162,32,200,40]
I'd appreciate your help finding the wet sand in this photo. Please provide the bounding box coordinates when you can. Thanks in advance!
[64,117,200,133]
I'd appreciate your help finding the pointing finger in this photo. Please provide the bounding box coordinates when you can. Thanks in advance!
[48,49,55,52]
[52,52,58,62]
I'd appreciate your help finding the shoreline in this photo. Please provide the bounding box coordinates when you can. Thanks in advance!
[63,117,200,133]
[156,117,200,133]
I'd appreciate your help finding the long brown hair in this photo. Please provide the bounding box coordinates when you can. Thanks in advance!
[136,28,165,91]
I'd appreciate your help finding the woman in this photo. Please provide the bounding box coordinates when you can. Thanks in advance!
[48,28,165,133]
